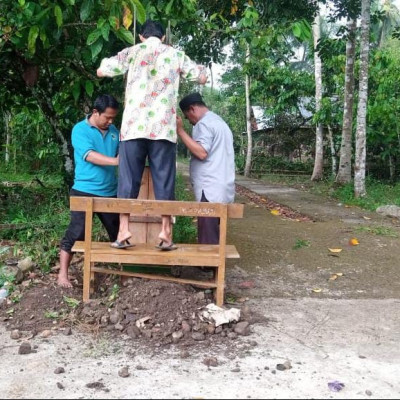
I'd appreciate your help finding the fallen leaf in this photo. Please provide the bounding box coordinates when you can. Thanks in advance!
[312,288,322,293]
[335,272,343,276]
[328,248,342,253]
[363,216,371,220]
[349,238,359,246]
[329,274,338,281]
[271,209,280,216]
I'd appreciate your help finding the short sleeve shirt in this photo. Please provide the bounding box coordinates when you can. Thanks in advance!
[189,111,235,203]
[98,37,207,143]
[72,118,119,196]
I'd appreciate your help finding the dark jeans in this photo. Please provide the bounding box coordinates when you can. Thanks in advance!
[60,189,119,253]
[198,191,220,245]
[117,139,176,200]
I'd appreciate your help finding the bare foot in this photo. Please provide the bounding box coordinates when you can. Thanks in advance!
[116,231,132,243]
[57,274,73,288]
[158,233,172,247]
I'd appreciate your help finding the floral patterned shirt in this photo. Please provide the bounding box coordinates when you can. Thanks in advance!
[98,37,207,143]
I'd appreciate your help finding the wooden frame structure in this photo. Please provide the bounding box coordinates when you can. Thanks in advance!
[71,197,244,306]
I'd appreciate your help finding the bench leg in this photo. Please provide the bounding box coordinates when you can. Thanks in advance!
[215,267,225,307]
[82,257,91,302]
[90,264,95,295]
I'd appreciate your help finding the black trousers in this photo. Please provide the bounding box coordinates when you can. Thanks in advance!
[60,189,119,253]
[198,191,220,245]
[117,139,176,200]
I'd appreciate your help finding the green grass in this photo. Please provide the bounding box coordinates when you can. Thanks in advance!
[293,239,311,249]
[257,173,400,212]
[355,225,399,238]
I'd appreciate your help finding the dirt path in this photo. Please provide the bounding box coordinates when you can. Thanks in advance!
[1,171,400,398]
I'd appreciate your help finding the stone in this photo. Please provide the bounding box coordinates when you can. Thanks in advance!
[109,310,121,325]
[376,205,400,218]
[172,330,184,343]
[18,342,32,355]
[2,265,23,284]
[17,257,35,273]
[126,325,141,339]
[191,332,206,341]
[40,330,52,338]
[203,357,218,367]
[118,366,130,378]
[10,329,21,340]
[181,320,191,333]
[234,321,251,336]
[54,367,65,374]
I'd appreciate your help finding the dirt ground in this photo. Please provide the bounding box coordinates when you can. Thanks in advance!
[1,172,400,398]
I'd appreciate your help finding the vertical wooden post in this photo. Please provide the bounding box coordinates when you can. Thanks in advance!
[82,198,94,302]
[215,204,228,306]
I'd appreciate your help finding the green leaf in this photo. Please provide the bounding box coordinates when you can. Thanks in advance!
[165,0,175,15]
[86,29,102,45]
[28,25,39,55]
[54,5,63,28]
[90,37,103,60]
[80,0,94,22]
[116,27,134,44]
[126,0,146,24]
[18,0,26,6]
[72,81,80,101]
[85,80,94,97]
[101,23,110,41]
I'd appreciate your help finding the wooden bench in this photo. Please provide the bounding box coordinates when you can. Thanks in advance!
[71,197,244,306]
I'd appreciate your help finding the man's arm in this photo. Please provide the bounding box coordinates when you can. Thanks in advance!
[86,151,119,166]
[97,48,130,78]
[176,116,207,160]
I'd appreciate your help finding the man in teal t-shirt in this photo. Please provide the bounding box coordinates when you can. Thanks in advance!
[58,94,120,288]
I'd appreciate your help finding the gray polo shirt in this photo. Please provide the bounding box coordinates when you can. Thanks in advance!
[189,111,235,203]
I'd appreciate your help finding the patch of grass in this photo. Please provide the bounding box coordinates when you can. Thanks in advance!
[356,226,399,238]
[44,310,60,319]
[173,173,197,244]
[293,239,311,250]
[257,173,400,212]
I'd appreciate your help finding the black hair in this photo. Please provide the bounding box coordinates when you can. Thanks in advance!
[180,101,206,112]
[140,20,165,39]
[93,94,119,114]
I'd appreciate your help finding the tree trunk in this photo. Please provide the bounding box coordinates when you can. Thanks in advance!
[244,44,253,177]
[354,0,371,198]
[327,125,337,176]
[32,88,74,176]
[4,111,11,164]
[336,18,357,184]
[311,10,324,181]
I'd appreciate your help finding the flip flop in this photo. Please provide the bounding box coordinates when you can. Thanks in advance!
[110,239,134,249]
[155,241,178,251]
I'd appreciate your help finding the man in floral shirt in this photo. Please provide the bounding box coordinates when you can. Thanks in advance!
[97,20,207,250]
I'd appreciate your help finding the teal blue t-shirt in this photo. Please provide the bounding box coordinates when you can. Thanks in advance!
[71,117,119,196]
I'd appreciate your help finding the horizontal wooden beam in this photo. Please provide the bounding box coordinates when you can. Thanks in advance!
[92,267,218,288]
[70,197,244,218]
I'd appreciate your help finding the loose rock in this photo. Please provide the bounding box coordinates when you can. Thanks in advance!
[118,366,130,378]
[18,342,32,355]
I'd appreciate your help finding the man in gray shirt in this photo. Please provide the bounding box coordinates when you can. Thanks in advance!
[177,92,235,244]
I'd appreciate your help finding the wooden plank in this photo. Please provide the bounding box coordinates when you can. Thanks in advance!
[216,206,228,306]
[129,216,162,223]
[71,197,227,217]
[92,267,218,288]
[82,198,93,301]
[72,242,240,259]
[227,203,244,218]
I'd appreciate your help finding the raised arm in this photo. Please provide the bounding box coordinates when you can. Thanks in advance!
[97,48,131,78]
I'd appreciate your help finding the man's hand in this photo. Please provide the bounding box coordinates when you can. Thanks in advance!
[97,68,104,78]
[176,116,184,136]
